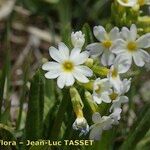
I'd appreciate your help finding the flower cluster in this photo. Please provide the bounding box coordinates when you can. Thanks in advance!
[42,24,150,140]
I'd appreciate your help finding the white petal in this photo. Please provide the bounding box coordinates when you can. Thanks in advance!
[114,55,132,73]
[49,46,64,62]
[57,74,66,89]
[109,27,120,41]
[93,95,102,104]
[71,51,89,65]
[70,48,81,60]
[136,33,150,48]
[121,27,131,40]
[93,26,106,42]
[101,52,115,66]
[65,73,75,86]
[139,49,150,63]
[130,24,137,41]
[120,96,129,103]
[75,66,93,77]
[92,112,101,123]
[45,69,61,79]
[133,51,145,67]
[101,92,111,103]
[122,78,131,94]
[89,127,102,140]
[86,43,104,56]
[110,76,123,94]
[73,69,89,83]
[111,39,126,54]
[117,0,137,7]
[58,42,69,59]
[42,61,60,71]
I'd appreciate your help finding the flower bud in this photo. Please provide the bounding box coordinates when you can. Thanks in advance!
[72,117,89,136]
[71,31,85,48]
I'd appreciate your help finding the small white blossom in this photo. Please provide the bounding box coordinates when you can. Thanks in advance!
[86,26,120,66]
[71,31,85,49]
[72,117,89,136]
[42,42,93,89]
[110,95,129,112]
[89,112,114,140]
[110,108,122,125]
[109,77,131,111]
[89,110,122,140]
[112,24,150,69]
[108,57,131,93]
[93,78,112,104]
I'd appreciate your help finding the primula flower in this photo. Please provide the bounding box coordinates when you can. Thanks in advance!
[89,111,121,140]
[71,31,85,48]
[92,78,112,104]
[112,24,150,69]
[72,117,89,136]
[86,26,120,66]
[109,78,131,111]
[108,57,130,93]
[42,42,93,89]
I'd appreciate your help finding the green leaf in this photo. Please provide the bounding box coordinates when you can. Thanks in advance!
[120,104,150,150]
[82,23,94,47]
[50,88,69,139]
[25,70,44,140]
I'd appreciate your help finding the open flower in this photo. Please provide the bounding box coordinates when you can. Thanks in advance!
[92,78,112,104]
[110,108,122,125]
[42,42,93,89]
[109,78,131,111]
[117,0,137,7]
[86,26,120,66]
[112,24,150,69]
[89,112,114,140]
[71,31,85,48]
[73,117,89,136]
[108,56,130,93]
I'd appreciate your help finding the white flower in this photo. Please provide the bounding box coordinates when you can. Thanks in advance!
[71,31,85,48]
[92,78,112,104]
[108,56,131,93]
[73,117,89,136]
[110,95,129,112]
[110,108,122,125]
[117,0,137,7]
[112,24,150,69]
[42,42,93,89]
[86,26,120,66]
[109,78,131,111]
[89,112,114,140]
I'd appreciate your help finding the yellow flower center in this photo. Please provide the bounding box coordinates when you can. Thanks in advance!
[62,61,74,72]
[111,68,118,78]
[138,0,145,6]
[102,40,112,49]
[94,85,102,94]
[127,41,137,52]
[109,92,118,101]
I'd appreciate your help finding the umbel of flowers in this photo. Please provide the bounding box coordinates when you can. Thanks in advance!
[42,25,150,140]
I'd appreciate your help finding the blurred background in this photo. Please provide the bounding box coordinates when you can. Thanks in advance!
[0,0,150,150]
